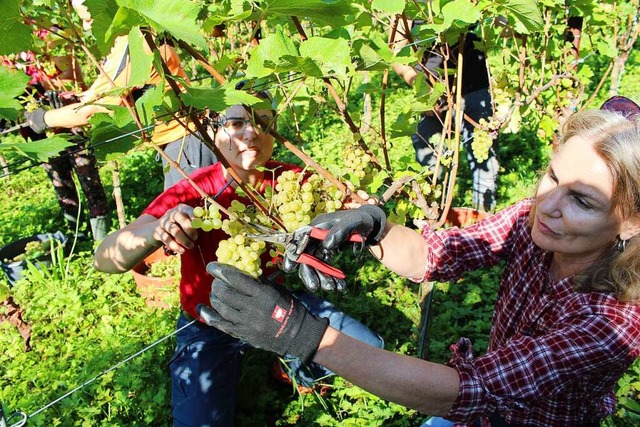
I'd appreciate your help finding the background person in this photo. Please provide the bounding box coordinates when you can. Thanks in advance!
[25,0,216,191]
[2,25,110,241]
[198,99,640,426]
[391,19,498,212]
[93,97,383,426]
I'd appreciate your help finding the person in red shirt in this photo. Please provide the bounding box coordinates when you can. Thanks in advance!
[197,97,640,427]
[93,96,383,426]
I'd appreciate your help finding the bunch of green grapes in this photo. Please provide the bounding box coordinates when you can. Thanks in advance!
[191,203,223,232]
[40,60,57,77]
[343,144,374,187]
[490,74,522,134]
[215,234,266,278]
[470,126,494,163]
[221,199,253,236]
[192,170,348,278]
[271,171,343,231]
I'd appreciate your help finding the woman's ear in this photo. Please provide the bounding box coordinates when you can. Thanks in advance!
[620,215,640,241]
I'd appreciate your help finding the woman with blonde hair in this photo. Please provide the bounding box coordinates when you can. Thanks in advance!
[198,97,640,426]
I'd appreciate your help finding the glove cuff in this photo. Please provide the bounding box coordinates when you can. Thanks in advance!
[27,108,49,134]
[359,205,387,245]
[294,313,329,364]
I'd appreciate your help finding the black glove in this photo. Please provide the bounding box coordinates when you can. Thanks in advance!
[24,108,49,134]
[198,262,329,364]
[310,204,387,250]
[45,90,63,109]
[282,205,387,292]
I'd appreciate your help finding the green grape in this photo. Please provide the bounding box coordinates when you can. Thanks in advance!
[193,207,205,218]
[191,201,223,231]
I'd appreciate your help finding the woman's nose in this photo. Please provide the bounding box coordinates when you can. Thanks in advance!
[537,187,563,217]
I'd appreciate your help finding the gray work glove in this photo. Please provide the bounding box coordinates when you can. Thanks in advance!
[24,108,49,134]
[198,262,329,364]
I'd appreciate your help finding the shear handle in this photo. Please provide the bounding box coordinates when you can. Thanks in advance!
[308,227,365,243]
[297,253,346,280]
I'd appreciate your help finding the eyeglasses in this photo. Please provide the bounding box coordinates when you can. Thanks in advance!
[216,114,276,136]
[600,96,640,119]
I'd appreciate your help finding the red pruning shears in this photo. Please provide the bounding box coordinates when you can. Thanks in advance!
[248,225,364,279]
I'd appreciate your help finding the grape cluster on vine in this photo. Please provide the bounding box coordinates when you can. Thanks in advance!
[343,144,375,187]
[271,171,344,231]
[188,171,348,278]
[191,204,223,232]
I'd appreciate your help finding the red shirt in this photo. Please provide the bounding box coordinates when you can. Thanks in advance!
[143,161,301,317]
[417,199,640,426]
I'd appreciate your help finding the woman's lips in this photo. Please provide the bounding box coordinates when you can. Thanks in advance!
[536,217,559,236]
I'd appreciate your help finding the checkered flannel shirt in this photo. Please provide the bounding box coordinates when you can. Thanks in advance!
[417,199,640,426]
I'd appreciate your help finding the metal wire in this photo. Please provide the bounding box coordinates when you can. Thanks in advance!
[18,316,199,422]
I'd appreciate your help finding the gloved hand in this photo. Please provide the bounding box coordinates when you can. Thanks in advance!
[283,205,387,292]
[198,262,329,363]
[24,108,49,134]
[45,90,63,109]
[310,204,387,249]
[283,244,346,292]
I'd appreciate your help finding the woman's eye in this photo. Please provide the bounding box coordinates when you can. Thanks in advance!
[573,196,592,209]
[228,120,245,129]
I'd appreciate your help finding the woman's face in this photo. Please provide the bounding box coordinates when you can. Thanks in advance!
[532,135,639,264]
[214,105,275,172]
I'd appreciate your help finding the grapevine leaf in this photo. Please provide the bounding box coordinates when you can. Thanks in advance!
[245,29,300,78]
[0,0,34,55]
[595,40,618,59]
[355,36,412,71]
[116,0,207,50]
[85,0,120,55]
[427,0,481,33]
[128,27,153,88]
[104,7,146,47]
[370,170,389,194]
[498,0,543,34]
[0,67,30,121]
[389,111,418,138]
[5,135,74,162]
[258,0,357,28]
[371,0,406,15]
[89,107,139,160]
[299,37,352,77]
[135,82,164,127]
[271,56,323,77]
[181,86,263,111]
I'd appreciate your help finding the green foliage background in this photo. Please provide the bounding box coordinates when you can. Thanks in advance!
[1,0,640,425]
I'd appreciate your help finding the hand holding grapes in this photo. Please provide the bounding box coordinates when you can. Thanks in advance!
[153,204,199,255]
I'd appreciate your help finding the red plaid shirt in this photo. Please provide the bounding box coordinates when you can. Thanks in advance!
[418,199,640,426]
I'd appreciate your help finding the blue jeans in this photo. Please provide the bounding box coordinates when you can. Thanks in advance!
[421,417,454,427]
[169,292,384,426]
[412,89,498,212]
